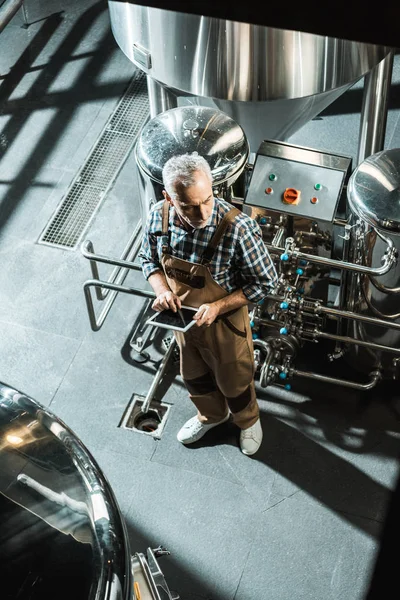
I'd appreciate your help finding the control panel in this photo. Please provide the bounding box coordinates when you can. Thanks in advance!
[244,141,352,223]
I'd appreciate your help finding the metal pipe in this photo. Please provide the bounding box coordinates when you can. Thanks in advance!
[146,76,178,118]
[84,221,143,301]
[0,0,24,34]
[361,282,400,320]
[320,305,400,331]
[357,51,394,165]
[140,338,177,413]
[253,340,274,387]
[316,330,400,355]
[336,219,352,346]
[368,274,400,295]
[266,239,396,276]
[81,241,143,271]
[256,314,400,354]
[253,339,274,353]
[86,241,103,301]
[271,227,286,247]
[261,294,400,332]
[290,368,381,391]
[83,280,155,331]
[333,218,349,227]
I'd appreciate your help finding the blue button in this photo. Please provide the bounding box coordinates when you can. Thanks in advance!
[280,253,289,262]
[279,327,288,335]
[296,268,304,276]
[285,383,292,391]
[280,302,289,310]
[279,372,287,379]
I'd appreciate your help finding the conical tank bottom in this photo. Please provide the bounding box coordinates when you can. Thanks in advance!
[179,82,354,151]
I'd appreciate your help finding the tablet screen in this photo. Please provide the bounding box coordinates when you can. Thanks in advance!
[150,307,197,329]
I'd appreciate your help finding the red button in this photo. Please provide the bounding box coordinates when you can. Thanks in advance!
[310,197,318,204]
[283,188,300,205]
[265,187,273,195]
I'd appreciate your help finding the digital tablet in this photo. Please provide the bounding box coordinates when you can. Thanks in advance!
[145,306,198,332]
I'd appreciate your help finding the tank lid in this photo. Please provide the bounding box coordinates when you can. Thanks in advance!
[135,106,249,185]
[348,149,400,234]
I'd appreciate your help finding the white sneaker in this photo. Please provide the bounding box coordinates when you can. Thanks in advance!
[240,418,263,456]
[177,413,230,445]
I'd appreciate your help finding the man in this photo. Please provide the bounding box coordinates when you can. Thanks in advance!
[139,153,278,455]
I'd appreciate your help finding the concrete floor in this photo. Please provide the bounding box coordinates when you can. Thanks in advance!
[1,2,400,599]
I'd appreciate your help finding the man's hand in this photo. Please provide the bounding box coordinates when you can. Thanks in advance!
[152,290,182,312]
[194,302,220,327]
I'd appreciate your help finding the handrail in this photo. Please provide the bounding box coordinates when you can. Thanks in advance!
[0,0,24,34]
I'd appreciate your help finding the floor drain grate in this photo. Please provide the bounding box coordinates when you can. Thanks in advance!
[119,394,171,439]
[38,72,149,249]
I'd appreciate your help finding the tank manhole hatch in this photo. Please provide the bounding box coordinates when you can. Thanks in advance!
[38,72,149,249]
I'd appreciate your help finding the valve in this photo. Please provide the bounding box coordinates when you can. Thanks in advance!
[280,302,289,310]
[250,320,255,328]
[280,253,289,262]
[279,327,288,335]
[279,372,287,380]
[296,268,304,276]
[260,217,267,225]
[252,332,259,340]
[284,383,292,391]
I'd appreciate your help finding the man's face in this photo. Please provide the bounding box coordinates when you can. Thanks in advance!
[164,170,214,229]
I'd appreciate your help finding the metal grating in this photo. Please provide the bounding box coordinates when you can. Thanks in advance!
[38,73,149,249]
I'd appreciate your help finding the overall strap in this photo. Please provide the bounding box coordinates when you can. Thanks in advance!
[160,199,170,255]
[200,207,241,265]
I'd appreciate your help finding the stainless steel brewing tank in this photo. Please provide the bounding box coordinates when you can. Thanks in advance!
[347,149,400,376]
[108,3,390,148]
[108,4,389,101]
[135,106,249,223]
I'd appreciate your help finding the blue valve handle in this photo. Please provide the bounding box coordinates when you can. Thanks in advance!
[280,253,289,262]
[279,327,288,335]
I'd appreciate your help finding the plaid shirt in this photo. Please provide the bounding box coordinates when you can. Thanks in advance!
[139,198,278,303]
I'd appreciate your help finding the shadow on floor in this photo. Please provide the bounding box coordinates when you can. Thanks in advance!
[0,2,125,233]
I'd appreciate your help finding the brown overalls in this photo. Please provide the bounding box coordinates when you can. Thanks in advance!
[160,200,259,429]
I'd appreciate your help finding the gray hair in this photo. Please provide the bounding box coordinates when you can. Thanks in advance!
[162,152,213,198]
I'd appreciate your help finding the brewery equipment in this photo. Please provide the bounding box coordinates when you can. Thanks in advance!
[135,106,249,223]
[107,3,391,150]
[0,382,178,599]
[79,5,399,409]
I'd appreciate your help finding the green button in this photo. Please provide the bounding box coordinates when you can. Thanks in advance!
[269,173,277,181]
[314,183,322,190]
